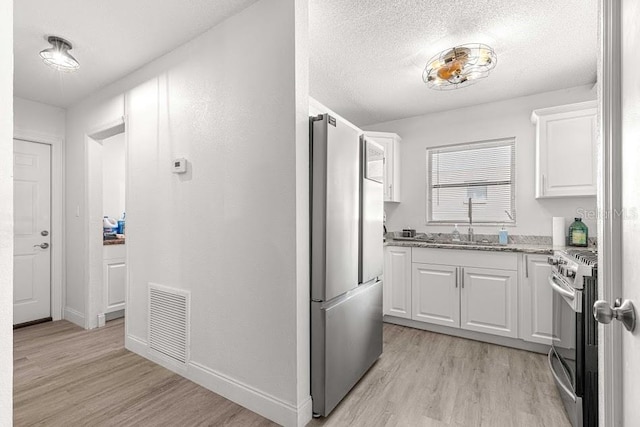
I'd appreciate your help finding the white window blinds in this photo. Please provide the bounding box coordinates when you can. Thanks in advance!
[427,138,516,224]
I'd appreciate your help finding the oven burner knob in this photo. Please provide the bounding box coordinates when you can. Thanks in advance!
[566,270,576,278]
[547,257,559,266]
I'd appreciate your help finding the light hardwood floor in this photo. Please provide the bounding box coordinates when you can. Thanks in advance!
[310,324,571,427]
[14,319,570,426]
[14,319,276,426]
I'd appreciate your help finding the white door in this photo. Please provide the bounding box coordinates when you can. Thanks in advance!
[412,263,459,327]
[383,246,411,318]
[599,2,640,424]
[13,139,51,325]
[618,1,640,422]
[460,267,518,338]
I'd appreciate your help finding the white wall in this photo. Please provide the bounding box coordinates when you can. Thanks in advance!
[102,133,126,220]
[14,97,65,138]
[365,85,598,237]
[0,0,13,426]
[0,0,12,423]
[65,0,310,425]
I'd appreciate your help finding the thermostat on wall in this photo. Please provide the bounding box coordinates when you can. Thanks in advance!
[172,158,187,174]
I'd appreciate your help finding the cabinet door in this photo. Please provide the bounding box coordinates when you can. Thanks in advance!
[461,267,517,338]
[520,255,563,345]
[365,133,401,202]
[383,246,411,318]
[378,137,394,202]
[103,258,126,313]
[412,263,459,327]
[535,104,597,198]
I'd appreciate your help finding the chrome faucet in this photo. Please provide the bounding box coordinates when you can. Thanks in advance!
[468,197,474,243]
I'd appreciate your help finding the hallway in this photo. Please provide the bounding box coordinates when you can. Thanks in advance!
[13,319,275,426]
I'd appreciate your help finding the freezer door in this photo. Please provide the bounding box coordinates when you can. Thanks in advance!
[360,137,384,284]
[311,280,383,417]
[311,115,360,301]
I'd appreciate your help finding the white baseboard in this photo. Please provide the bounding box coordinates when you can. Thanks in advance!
[63,307,85,328]
[125,333,310,426]
[188,361,304,427]
[297,396,313,427]
[124,334,148,355]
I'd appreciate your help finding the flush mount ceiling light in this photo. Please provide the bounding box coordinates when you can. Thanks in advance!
[39,36,79,72]
[422,43,496,90]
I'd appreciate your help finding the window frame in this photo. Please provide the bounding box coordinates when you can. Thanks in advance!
[425,137,517,226]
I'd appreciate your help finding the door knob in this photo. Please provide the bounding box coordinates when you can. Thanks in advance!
[41,230,49,236]
[33,243,49,250]
[593,298,636,332]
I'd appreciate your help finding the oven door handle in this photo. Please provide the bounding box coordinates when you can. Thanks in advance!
[548,274,575,301]
[547,349,577,402]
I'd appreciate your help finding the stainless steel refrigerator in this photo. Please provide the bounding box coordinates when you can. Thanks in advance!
[310,114,384,417]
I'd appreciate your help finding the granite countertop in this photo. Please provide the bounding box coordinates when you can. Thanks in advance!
[103,237,125,246]
[384,238,554,254]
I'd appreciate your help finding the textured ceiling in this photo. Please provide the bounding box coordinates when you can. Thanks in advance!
[309,0,598,126]
[14,0,258,107]
[15,0,598,119]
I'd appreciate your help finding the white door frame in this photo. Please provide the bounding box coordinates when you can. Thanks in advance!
[598,0,623,425]
[13,129,65,322]
[84,117,125,329]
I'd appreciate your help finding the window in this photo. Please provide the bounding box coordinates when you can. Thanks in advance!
[426,138,516,224]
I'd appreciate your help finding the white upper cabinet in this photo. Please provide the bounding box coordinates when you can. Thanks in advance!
[364,132,401,202]
[531,100,597,198]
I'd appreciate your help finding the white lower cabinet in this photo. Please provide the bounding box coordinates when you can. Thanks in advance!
[460,267,518,338]
[385,247,523,341]
[384,246,562,346]
[383,246,411,318]
[412,263,459,327]
[519,254,563,345]
[103,244,126,314]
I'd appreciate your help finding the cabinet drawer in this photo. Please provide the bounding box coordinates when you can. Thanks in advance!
[411,248,517,271]
[104,243,126,260]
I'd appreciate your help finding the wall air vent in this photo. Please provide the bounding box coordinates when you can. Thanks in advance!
[148,283,190,364]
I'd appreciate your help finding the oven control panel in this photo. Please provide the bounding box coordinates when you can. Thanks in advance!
[549,250,597,290]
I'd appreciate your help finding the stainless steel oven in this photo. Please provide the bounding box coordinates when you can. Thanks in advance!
[547,249,598,427]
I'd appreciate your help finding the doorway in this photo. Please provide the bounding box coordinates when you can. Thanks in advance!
[86,120,127,328]
[101,132,127,321]
[13,139,51,326]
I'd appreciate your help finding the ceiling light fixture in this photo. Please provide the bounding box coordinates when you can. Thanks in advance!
[423,43,496,90]
[39,36,79,72]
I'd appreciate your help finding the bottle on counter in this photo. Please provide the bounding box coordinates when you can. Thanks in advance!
[568,217,588,247]
[117,212,126,235]
[452,224,461,242]
[498,226,508,245]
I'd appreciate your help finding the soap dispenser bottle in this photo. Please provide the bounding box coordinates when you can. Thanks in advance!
[452,224,461,242]
[499,226,508,245]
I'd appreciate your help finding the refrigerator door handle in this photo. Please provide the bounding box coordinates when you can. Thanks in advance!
[455,267,458,288]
